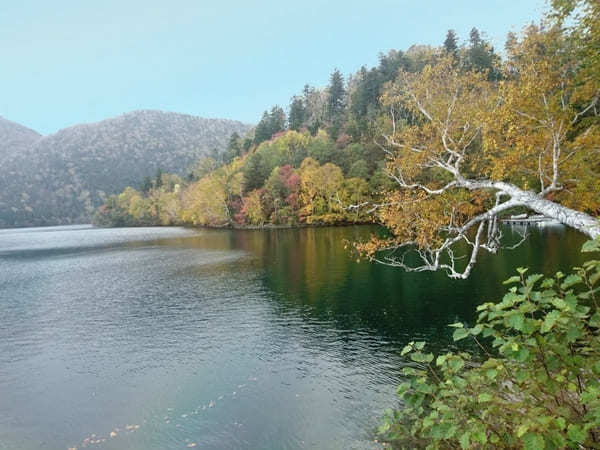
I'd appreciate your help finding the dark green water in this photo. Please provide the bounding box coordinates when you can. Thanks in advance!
[0,224,587,449]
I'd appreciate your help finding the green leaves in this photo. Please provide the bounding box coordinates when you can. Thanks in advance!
[379,238,600,449]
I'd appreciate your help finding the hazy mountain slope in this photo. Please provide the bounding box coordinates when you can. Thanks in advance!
[0,110,251,227]
[0,116,42,160]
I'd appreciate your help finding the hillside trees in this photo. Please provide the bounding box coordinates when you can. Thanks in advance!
[254,106,286,145]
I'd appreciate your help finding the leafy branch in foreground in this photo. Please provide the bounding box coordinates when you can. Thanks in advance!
[380,238,600,449]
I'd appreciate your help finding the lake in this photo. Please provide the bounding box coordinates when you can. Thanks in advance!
[0,224,587,449]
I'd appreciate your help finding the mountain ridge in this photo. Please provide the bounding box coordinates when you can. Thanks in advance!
[0,110,252,228]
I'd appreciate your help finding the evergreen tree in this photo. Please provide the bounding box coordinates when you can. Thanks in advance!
[465,27,500,79]
[223,132,241,163]
[154,168,163,188]
[254,111,272,145]
[443,29,458,54]
[269,105,286,135]
[326,69,346,120]
[288,96,307,131]
[469,27,482,46]
[140,176,153,193]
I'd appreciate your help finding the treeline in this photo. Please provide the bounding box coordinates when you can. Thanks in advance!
[93,27,505,228]
[93,129,394,227]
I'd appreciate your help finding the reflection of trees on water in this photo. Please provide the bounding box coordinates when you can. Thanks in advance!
[152,226,588,351]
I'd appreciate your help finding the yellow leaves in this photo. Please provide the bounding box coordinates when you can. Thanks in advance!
[242,190,265,226]
[181,175,230,226]
[299,158,344,216]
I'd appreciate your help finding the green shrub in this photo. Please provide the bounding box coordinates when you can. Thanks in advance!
[380,238,600,449]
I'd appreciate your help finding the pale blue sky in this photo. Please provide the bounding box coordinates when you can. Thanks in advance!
[1,0,545,134]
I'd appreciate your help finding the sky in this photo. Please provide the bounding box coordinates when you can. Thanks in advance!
[1,0,546,135]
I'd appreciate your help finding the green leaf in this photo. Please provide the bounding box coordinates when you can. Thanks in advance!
[525,273,543,287]
[452,328,469,341]
[470,324,483,335]
[503,275,521,285]
[522,432,545,450]
[448,322,464,328]
[541,278,555,288]
[567,424,587,443]
[410,351,434,363]
[561,274,582,289]
[459,432,470,449]
[551,298,568,310]
[517,424,529,437]
[472,430,487,445]
[477,393,493,402]
[582,238,600,253]
[506,313,525,330]
[541,310,561,333]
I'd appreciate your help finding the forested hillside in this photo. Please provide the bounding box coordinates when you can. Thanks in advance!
[0,111,251,227]
[0,117,42,159]
[93,9,598,246]
[94,28,519,228]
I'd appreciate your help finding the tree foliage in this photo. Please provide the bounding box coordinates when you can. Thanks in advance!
[359,14,599,278]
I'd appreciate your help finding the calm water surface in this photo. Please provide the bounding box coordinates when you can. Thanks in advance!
[0,224,587,449]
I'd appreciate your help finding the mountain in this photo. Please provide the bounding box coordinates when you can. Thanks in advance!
[0,117,42,159]
[0,110,251,228]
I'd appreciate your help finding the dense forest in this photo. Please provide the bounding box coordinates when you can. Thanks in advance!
[96,5,599,245]
[94,28,507,228]
[0,111,250,228]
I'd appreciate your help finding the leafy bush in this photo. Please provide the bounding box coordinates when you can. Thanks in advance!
[380,238,600,449]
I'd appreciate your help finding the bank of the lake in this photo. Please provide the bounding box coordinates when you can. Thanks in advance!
[0,224,587,450]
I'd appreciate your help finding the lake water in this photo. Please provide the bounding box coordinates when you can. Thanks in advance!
[0,224,587,449]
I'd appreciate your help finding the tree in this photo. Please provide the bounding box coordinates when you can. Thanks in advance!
[240,189,265,226]
[223,131,242,163]
[180,174,230,226]
[288,96,307,131]
[269,105,286,135]
[362,28,599,278]
[253,106,286,145]
[326,69,346,121]
[443,29,458,55]
[465,27,500,78]
[253,111,273,145]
